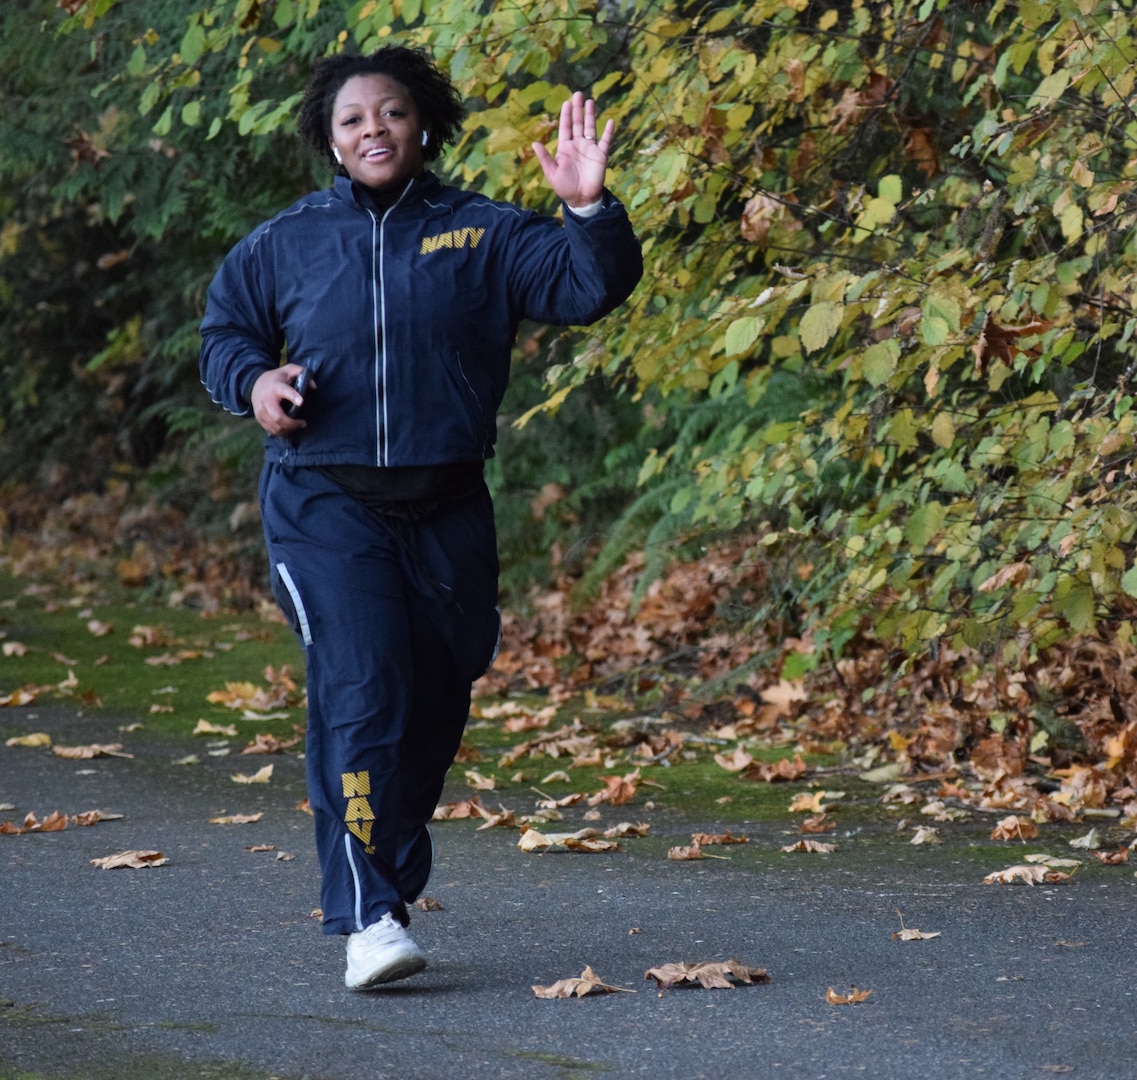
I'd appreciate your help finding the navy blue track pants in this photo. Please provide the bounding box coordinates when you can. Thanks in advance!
[259,463,500,935]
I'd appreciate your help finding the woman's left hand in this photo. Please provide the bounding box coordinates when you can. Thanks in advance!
[532,90,614,211]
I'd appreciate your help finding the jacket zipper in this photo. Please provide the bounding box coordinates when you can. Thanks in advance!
[371,180,419,466]
[369,208,383,466]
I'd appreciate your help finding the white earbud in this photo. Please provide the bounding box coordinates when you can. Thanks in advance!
[421,131,429,148]
[332,146,343,164]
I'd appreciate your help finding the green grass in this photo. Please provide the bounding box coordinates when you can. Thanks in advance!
[0,571,305,743]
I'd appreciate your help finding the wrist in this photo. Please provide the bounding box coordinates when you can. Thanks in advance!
[565,196,604,218]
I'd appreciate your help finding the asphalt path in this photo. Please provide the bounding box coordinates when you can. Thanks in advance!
[2,705,1135,1080]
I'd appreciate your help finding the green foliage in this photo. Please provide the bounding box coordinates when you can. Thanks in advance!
[4,0,1137,673]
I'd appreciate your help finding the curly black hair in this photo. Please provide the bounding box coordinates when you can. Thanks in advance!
[297,46,466,168]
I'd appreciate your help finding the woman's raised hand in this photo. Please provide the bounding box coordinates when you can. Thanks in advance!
[532,90,614,210]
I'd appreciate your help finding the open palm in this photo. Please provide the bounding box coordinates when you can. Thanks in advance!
[532,90,615,209]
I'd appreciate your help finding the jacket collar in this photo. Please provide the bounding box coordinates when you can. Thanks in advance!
[332,171,441,213]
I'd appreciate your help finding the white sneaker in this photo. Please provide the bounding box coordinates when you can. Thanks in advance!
[344,913,427,990]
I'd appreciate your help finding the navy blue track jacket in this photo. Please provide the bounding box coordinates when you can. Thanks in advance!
[200,172,642,468]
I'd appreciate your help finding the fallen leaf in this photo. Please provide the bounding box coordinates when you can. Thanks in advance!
[789,791,827,813]
[240,732,300,754]
[781,839,837,854]
[5,732,52,748]
[892,911,941,941]
[991,815,1038,841]
[587,769,641,807]
[713,747,754,772]
[91,849,168,869]
[209,812,264,825]
[230,764,274,784]
[533,790,584,810]
[910,826,941,845]
[193,719,237,737]
[644,960,770,991]
[1024,854,1080,868]
[414,896,444,912]
[471,803,516,830]
[533,965,636,999]
[744,753,808,783]
[2,641,28,656]
[827,985,872,1004]
[1090,847,1128,865]
[432,796,486,820]
[52,743,133,759]
[86,619,113,637]
[245,844,279,852]
[604,821,651,838]
[540,770,573,784]
[1068,828,1101,849]
[691,829,749,845]
[800,813,836,834]
[893,928,942,941]
[464,769,497,791]
[296,798,313,815]
[518,826,620,853]
[668,841,704,861]
[0,687,39,706]
[70,809,124,826]
[983,863,1073,885]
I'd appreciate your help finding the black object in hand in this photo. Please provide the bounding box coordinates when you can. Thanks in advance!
[283,367,310,418]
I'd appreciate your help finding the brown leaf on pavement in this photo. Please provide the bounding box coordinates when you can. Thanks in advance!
[691,829,749,845]
[800,813,836,834]
[240,732,301,754]
[644,960,771,991]
[432,796,486,820]
[668,841,704,861]
[471,803,516,830]
[781,839,837,853]
[70,809,124,826]
[983,863,1074,885]
[91,849,168,869]
[209,812,264,825]
[1090,847,1129,865]
[604,821,651,838]
[414,896,444,912]
[827,985,872,1004]
[518,826,620,853]
[533,965,636,999]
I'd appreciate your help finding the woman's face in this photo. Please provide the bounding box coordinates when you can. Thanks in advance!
[328,73,426,192]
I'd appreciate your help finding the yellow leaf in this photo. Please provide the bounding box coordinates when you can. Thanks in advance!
[6,732,52,748]
[931,412,955,448]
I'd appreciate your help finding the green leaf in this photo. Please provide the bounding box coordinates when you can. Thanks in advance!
[724,316,763,357]
[799,302,843,354]
[862,339,898,387]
